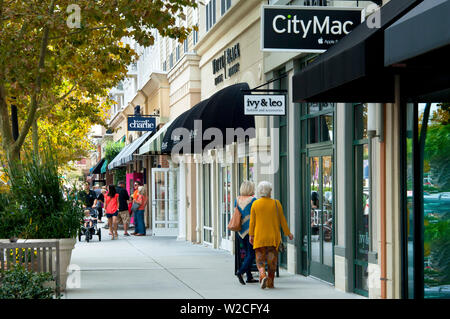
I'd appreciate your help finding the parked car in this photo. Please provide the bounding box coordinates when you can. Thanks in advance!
[424,285,450,299]
[424,192,450,216]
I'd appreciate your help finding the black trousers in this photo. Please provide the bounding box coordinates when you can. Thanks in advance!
[97,207,103,220]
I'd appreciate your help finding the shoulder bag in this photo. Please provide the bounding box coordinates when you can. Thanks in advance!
[131,196,141,213]
[227,196,242,232]
[275,200,286,253]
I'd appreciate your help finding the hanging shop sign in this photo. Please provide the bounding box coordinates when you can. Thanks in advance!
[212,43,241,85]
[244,94,286,116]
[127,115,156,132]
[261,5,363,52]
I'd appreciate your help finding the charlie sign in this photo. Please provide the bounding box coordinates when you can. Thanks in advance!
[262,5,363,52]
[127,116,156,132]
[244,95,286,116]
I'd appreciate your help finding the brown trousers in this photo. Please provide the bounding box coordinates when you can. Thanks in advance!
[254,246,278,288]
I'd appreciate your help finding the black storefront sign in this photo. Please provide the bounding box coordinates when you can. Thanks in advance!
[127,116,156,132]
[261,5,363,52]
[212,43,241,85]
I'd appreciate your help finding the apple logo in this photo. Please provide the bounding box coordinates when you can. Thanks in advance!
[318,38,324,44]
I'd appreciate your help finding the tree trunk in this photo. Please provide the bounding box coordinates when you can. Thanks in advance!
[0,0,55,164]
[32,120,39,158]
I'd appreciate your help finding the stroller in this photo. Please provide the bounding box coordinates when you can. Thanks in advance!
[79,207,102,242]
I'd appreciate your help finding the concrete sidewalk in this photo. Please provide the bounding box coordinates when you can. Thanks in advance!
[64,226,365,299]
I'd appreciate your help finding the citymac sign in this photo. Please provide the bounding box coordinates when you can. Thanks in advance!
[261,5,363,52]
[127,116,156,132]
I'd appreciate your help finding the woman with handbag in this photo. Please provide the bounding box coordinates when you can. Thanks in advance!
[132,186,148,236]
[231,181,259,285]
[249,181,293,289]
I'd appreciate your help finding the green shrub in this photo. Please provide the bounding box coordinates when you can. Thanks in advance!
[1,147,84,239]
[0,265,59,299]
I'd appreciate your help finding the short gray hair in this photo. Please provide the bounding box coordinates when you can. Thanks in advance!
[240,180,255,196]
[257,181,272,198]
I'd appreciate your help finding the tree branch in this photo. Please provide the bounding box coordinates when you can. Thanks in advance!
[12,0,55,153]
[36,83,77,114]
[48,26,110,40]
[57,83,77,102]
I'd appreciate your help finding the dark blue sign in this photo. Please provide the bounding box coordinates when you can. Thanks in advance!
[127,116,156,132]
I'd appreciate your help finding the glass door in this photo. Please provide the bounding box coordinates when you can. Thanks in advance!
[203,164,213,245]
[308,149,334,283]
[151,168,179,236]
[220,165,233,251]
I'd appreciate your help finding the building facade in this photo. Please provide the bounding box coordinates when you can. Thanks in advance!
[93,0,449,300]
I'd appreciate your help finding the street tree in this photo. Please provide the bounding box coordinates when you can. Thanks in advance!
[0,0,197,164]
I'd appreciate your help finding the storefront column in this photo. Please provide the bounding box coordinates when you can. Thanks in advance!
[144,157,150,228]
[186,157,197,243]
[195,155,202,243]
[177,157,187,241]
[208,150,219,249]
[334,103,355,292]
[384,103,402,299]
[286,68,298,274]
[368,103,382,299]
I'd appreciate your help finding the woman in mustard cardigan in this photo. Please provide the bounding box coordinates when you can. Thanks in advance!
[249,181,293,289]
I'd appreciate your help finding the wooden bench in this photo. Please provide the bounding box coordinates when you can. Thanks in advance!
[0,241,61,296]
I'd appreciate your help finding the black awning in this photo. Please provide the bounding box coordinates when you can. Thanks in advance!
[91,158,105,175]
[383,0,450,102]
[292,0,422,103]
[161,83,255,154]
[385,0,450,66]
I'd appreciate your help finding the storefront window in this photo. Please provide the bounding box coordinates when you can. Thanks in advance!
[404,102,449,299]
[421,103,450,298]
[308,117,320,144]
[321,114,333,142]
[354,103,369,296]
[309,103,320,114]
[238,144,255,187]
[306,103,334,145]
[406,103,415,299]
[221,165,232,240]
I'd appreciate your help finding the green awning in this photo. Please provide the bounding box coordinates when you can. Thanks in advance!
[90,158,105,175]
[100,159,108,174]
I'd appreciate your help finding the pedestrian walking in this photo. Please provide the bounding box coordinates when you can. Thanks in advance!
[79,182,98,209]
[105,184,120,240]
[116,180,131,236]
[249,181,293,289]
[234,180,259,285]
[132,186,147,236]
[95,187,105,223]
